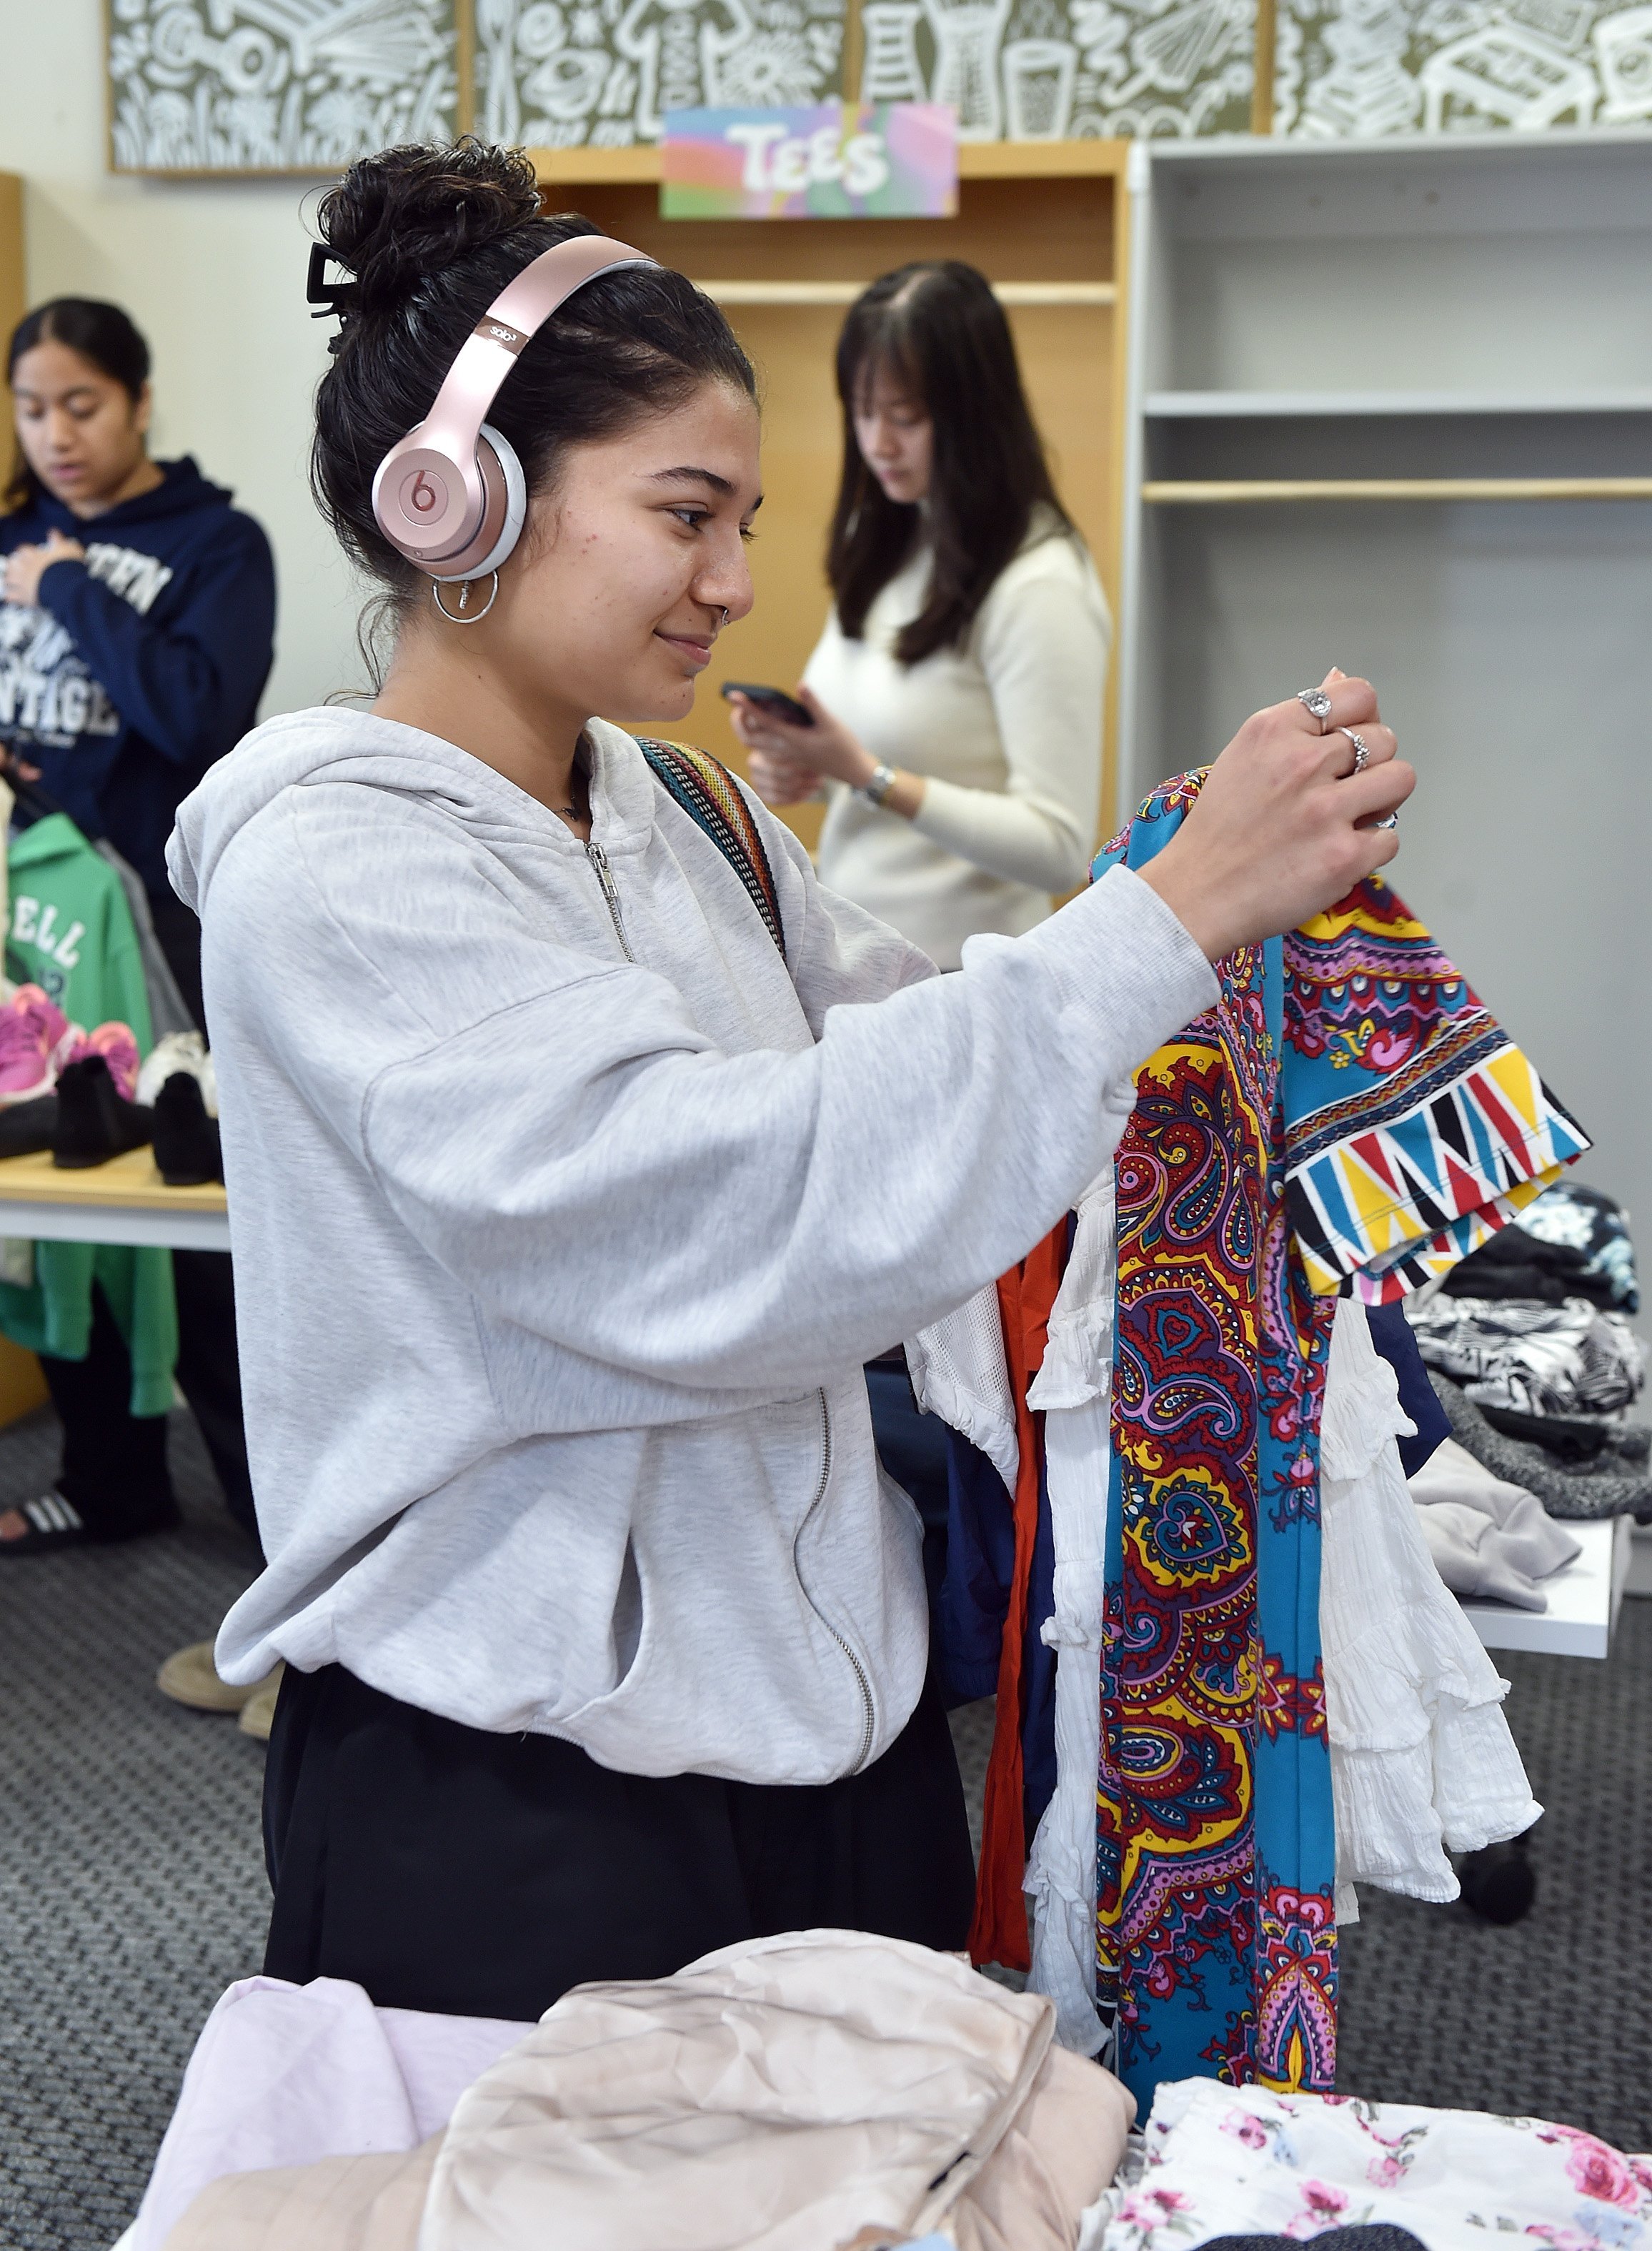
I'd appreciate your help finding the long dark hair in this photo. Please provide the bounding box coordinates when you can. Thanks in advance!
[826,262,1073,666]
[309,138,755,628]
[5,297,151,512]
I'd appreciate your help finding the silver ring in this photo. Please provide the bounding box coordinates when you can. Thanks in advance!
[433,571,499,625]
[1296,687,1333,731]
[1338,727,1370,774]
[1373,814,1398,830]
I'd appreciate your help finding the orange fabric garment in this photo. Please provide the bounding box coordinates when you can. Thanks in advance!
[967,1223,1068,1971]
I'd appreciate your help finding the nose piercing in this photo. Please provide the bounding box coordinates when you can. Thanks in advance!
[721,607,730,625]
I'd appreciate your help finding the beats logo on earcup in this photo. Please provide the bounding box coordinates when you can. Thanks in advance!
[372,424,527,583]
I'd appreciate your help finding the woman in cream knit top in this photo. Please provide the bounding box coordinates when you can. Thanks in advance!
[730,262,1108,970]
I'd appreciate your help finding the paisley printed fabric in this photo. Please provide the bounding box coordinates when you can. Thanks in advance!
[1097,799,1335,2106]
[1090,772,1585,2112]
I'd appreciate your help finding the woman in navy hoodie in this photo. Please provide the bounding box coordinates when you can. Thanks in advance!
[0,299,273,1589]
[1,299,274,1000]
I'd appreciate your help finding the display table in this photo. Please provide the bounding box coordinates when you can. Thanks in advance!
[1461,1514,1631,1663]
[0,1148,229,1252]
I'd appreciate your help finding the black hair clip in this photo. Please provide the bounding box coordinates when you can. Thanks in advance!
[307,244,359,354]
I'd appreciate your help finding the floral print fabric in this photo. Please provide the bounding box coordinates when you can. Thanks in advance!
[1101,2076,1652,2249]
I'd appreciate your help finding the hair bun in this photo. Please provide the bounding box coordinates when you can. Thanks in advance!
[316,138,542,319]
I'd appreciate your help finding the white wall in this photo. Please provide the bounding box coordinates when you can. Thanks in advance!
[0,0,368,719]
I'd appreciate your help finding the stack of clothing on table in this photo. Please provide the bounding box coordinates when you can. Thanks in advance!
[1408,1437,1581,1611]
[132,1954,1652,2251]
[1405,1182,1652,1523]
[135,1936,1137,2251]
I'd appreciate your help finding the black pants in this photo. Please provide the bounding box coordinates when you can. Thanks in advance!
[264,1663,977,2022]
[38,1284,174,1539]
[36,896,259,1550]
[36,1256,257,1546]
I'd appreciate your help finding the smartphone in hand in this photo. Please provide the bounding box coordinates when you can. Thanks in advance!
[720,681,815,728]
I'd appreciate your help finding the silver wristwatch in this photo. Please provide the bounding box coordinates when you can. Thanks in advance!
[859,762,899,806]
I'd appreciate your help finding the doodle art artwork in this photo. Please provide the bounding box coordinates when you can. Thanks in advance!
[108,0,459,172]
[477,0,850,148]
[860,0,1254,139]
[1275,0,1652,134]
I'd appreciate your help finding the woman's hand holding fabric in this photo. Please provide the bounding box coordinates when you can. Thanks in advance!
[3,530,86,608]
[1137,667,1414,963]
[727,685,877,806]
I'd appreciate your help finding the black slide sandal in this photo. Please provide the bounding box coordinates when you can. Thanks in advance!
[0,1493,90,1556]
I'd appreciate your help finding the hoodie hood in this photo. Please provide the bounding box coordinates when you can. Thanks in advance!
[168,707,660,915]
[28,455,234,537]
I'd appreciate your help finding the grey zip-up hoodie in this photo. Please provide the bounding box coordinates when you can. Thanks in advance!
[169,710,1215,1784]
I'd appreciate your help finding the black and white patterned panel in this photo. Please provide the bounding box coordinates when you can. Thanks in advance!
[474,0,850,149]
[857,0,1254,140]
[1275,0,1652,135]
[108,0,459,173]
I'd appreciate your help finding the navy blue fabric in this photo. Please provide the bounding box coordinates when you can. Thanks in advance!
[1365,1301,1451,1476]
[1021,1441,1057,1845]
[0,459,275,895]
[865,1361,980,1708]
[865,1361,951,1574]
[1194,2232,1430,2251]
[940,1428,1015,1704]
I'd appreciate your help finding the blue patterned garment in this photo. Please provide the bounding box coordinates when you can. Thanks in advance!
[1088,773,1586,2111]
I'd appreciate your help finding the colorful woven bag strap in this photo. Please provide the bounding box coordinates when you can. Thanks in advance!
[636,738,786,958]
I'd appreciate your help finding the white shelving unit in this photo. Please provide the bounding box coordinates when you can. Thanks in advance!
[1116,131,1652,1303]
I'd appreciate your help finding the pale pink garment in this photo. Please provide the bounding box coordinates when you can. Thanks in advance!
[131,1975,527,2251]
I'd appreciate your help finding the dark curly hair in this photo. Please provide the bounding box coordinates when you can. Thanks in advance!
[309,138,755,625]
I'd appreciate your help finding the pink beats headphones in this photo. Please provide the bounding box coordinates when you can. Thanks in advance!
[370,233,656,594]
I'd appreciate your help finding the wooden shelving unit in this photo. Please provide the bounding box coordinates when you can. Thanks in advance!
[532,141,1132,842]
[528,141,1128,186]
[1,169,24,462]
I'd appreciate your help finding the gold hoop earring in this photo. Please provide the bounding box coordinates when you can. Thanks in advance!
[433,571,499,625]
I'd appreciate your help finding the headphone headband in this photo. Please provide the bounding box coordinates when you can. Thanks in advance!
[372,233,657,580]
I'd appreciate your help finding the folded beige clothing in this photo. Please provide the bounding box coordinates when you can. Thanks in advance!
[165,1931,1133,2251]
[1411,1436,1583,1610]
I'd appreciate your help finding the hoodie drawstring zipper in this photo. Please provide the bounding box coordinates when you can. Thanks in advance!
[586,840,634,963]
[792,1389,877,1773]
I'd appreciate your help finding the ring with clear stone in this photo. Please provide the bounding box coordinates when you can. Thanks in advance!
[1338,727,1370,774]
[1374,814,1398,830]
[1296,687,1334,730]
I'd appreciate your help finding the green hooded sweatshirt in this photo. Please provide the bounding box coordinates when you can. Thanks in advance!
[0,814,177,1414]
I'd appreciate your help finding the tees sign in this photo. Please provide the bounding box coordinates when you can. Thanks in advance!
[661,102,957,218]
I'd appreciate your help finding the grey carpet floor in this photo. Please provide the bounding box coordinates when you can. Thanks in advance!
[0,1407,267,2251]
[1336,1599,1652,2150]
[949,1611,1652,2147]
[1,1400,1647,2250]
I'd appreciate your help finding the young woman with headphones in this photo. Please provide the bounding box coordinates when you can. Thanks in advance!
[169,139,1411,2019]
